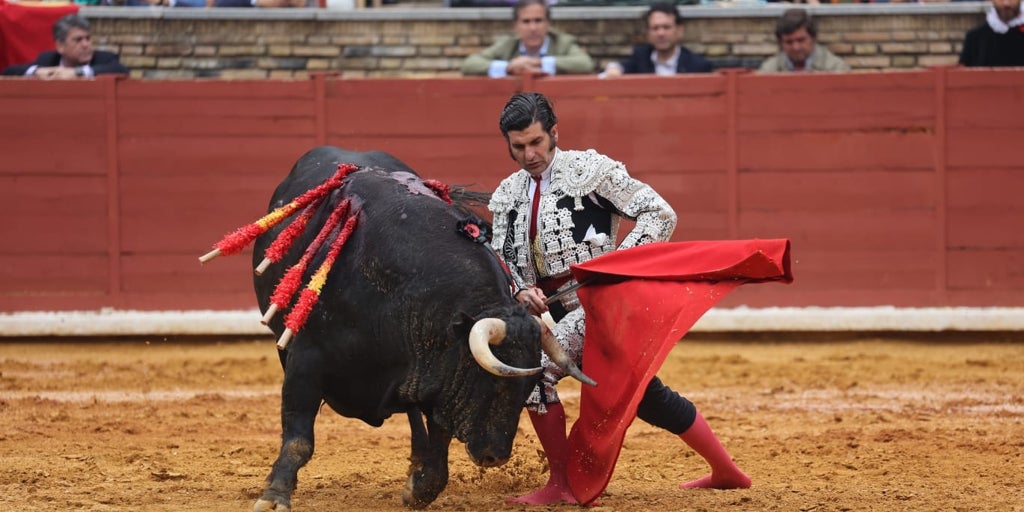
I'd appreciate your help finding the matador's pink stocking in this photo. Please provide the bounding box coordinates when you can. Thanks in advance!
[506,402,578,505]
[678,411,751,489]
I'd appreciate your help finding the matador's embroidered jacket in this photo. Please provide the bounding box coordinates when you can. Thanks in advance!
[489,149,677,411]
[489,148,677,295]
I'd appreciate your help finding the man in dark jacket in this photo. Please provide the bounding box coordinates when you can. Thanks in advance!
[2,13,128,79]
[959,0,1024,67]
[601,2,712,78]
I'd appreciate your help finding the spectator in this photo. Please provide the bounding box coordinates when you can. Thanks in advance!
[959,0,1024,67]
[120,0,304,6]
[1,13,128,79]
[602,1,713,78]
[212,0,307,6]
[122,0,209,6]
[757,8,849,73]
[461,0,594,78]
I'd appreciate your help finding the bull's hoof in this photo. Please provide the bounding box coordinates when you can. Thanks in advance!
[401,486,430,510]
[402,471,444,509]
[254,496,291,512]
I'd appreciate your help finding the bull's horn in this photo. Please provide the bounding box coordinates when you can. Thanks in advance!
[534,317,597,387]
[469,318,543,377]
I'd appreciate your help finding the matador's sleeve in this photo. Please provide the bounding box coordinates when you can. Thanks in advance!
[488,174,530,293]
[591,154,677,249]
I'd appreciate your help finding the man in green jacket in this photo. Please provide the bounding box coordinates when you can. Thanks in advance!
[461,0,594,78]
[757,8,849,74]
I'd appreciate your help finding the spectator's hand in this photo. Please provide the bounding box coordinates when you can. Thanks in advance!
[515,286,549,316]
[601,62,624,79]
[33,67,78,80]
[507,56,544,76]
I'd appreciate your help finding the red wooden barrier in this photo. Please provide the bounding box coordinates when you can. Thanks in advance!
[1,68,1022,312]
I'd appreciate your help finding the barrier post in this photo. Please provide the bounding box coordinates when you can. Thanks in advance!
[932,65,951,298]
[721,68,749,240]
[102,74,126,307]
[312,72,340,147]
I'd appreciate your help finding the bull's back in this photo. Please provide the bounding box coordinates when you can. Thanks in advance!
[341,170,495,297]
[253,148,504,334]
[270,146,416,203]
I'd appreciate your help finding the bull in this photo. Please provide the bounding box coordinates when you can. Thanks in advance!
[249,146,593,511]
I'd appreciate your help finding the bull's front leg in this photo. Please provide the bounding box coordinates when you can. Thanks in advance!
[402,408,453,509]
[254,355,323,512]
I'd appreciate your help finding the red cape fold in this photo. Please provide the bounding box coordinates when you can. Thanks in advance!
[565,239,793,504]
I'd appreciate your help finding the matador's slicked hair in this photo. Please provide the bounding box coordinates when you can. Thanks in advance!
[498,92,558,139]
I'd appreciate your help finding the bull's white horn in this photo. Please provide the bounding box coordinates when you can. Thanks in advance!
[535,317,597,387]
[469,318,543,377]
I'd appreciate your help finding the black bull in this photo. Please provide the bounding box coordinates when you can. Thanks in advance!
[250,147,591,511]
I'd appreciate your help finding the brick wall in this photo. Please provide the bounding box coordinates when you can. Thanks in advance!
[82,4,986,79]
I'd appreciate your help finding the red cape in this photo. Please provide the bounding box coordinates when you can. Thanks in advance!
[566,239,793,504]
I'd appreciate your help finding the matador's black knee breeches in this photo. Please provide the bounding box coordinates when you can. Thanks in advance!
[635,376,698,435]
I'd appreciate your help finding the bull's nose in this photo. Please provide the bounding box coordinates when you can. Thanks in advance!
[466,444,510,468]
[479,453,507,468]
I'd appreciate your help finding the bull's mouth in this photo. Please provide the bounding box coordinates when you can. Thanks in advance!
[464,444,510,468]
[442,415,513,468]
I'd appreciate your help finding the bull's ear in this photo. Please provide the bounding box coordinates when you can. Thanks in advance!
[450,311,476,340]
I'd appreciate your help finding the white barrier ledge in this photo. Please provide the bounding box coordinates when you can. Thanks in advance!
[1,306,1022,337]
[690,306,1024,332]
[0,309,271,337]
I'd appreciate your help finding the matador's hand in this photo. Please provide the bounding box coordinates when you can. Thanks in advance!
[515,286,549,316]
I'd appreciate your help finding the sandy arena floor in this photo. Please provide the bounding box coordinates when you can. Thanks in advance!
[1,335,1022,512]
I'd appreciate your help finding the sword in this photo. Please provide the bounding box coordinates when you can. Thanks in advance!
[543,278,595,305]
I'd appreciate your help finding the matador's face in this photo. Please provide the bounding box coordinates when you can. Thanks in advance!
[505,121,558,177]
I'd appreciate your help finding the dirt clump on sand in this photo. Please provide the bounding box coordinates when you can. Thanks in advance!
[1,337,1021,511]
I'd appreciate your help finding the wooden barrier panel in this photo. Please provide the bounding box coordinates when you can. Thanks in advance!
[1,68,1022,312]
[324,78,518,190]
[115,80,320,310]
[733,71,941,306]
[0,80,111,309]
[944,70,1024,302]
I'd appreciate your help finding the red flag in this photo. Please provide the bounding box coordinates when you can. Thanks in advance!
[0,1,79,71]
[565,239,792,504]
